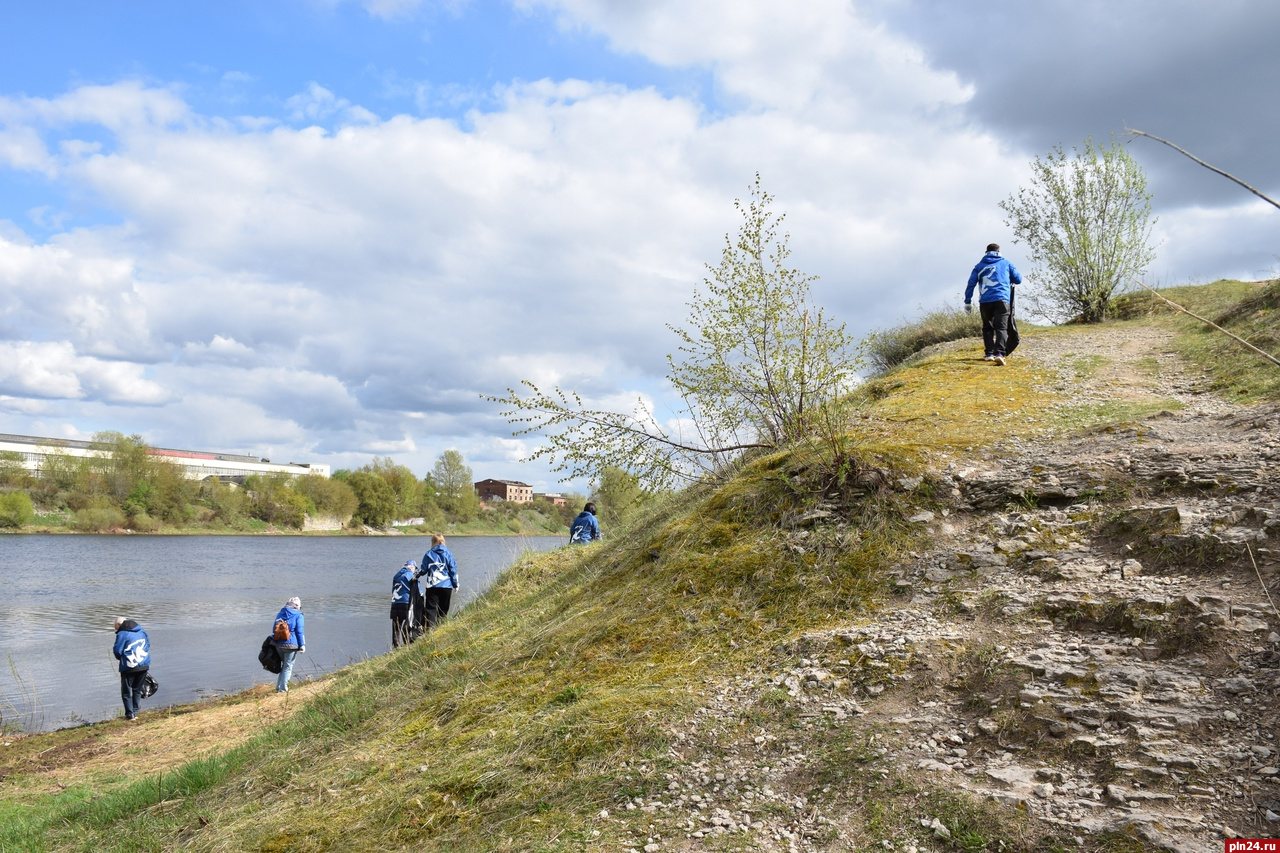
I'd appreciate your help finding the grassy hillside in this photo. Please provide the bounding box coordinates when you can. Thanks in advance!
[2,279,1276,852]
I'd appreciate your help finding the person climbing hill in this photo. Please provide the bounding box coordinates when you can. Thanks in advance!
[965,242,1023,366]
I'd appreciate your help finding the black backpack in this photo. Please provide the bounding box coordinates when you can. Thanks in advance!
[259,636,283,674]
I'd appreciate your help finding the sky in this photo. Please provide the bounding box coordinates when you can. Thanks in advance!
[1,0,1277,493]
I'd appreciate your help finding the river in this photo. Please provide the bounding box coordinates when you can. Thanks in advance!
[0,534,564,732]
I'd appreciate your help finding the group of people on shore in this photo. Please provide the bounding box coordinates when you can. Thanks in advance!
[390,533,460,648]
[111,506,605,720]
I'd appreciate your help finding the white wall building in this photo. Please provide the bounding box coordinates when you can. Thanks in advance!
[0,433,329,481]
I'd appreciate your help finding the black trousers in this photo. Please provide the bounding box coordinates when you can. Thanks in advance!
[422,588,453,629]
[120,669,147,719]
[980,300,1011,357]
[390,603,411,648]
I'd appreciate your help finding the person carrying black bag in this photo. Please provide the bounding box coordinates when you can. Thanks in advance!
[112,616,151,721]
[964,242,1023,366]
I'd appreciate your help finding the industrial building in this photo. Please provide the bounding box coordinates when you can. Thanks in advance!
[0,433,329,482]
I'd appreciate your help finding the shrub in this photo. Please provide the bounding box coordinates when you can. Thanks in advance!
[128,512,162,533]
[867,307,982,374]
[72,506,126,532]
[0,491,36,528]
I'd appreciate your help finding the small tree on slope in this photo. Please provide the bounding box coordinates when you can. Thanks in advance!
[1000,136,1157,324]
[488,176,861,490]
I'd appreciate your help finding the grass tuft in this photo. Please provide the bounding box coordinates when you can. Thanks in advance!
[866,306,985,374]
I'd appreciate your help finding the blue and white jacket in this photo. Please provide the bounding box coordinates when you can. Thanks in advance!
[569,510,601,544]
[965,251,1023,305]
[113,620,151,673]
[420,545,458,589]
[273,605,305,650]
[392,560,417,605]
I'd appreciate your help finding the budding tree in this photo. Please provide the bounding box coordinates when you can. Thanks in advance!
[1000,137,1156,323]
[488,176,860,489]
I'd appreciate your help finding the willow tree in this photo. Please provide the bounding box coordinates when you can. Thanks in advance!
[488,176,860,490]
[1000,137,1156,323]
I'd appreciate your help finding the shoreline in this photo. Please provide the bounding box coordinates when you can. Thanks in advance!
[0,526,570,537]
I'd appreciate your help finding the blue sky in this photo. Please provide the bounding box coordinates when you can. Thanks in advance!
[1,0,1277,493]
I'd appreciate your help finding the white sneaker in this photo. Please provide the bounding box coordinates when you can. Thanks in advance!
[983,355,995,361]
[993,355,1006,366]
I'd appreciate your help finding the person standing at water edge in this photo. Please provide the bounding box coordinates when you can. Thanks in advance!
[112,616,150,721]
[272,596,305,692]
[420,535,459,631]
[964,242,1022,366]
[391,559,417,648]
[569,502,601,544]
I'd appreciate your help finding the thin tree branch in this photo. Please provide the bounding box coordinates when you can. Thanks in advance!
[1124,127,1280,211]
[512,398,775,455]
[1135,281,1280,369]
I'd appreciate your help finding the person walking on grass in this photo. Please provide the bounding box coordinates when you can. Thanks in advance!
[272,596,305,692]
[569,501,601,544]
[420,534,459,631]
[391,559,417,648]
[112,616,150,721]
[965,242,1022,366]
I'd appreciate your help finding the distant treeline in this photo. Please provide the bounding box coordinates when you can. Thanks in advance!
[0,433,579,534]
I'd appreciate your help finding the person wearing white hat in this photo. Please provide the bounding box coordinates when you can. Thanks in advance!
[271,597,305,692]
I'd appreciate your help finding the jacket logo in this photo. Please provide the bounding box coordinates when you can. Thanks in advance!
[122,638,147,668]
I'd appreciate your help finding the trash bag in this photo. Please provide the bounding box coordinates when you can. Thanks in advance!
[1006,286,1020,355]
[259,635,283,674]
[140,673,159,699]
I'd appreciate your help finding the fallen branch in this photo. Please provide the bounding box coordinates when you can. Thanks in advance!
[1135,281,1280,369]
[1124,127,1280,211]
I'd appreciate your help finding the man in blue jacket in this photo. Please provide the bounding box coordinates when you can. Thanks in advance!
[965,243,1023,366]
[112,616,151,721]
[569,502,601,544]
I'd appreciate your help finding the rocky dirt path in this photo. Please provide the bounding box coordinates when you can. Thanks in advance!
[609,325,1280,853]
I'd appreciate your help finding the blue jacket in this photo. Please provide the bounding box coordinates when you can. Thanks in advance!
[392,561,417,605]
[569,511,600,544]
[420,545,458,589]
[273,606,305,650]
[965,252,1022,305]
[113,620,151,673]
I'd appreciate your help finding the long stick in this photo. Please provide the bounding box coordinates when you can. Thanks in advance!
[1248,543,1279,622]
[1135,281,1280,369]
[1124,128,1280,211]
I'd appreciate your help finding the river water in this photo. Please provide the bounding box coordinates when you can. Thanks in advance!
[0,534,564,732]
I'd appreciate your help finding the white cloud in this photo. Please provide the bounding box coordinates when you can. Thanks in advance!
[0,1,1270,488]
[284,83,378,125]
[0,341,170,405]
[519,0,971,121]
[361,0,424,19]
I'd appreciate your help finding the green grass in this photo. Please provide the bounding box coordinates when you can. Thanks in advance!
[1116,278,1280,401]
[866,306,985,374]
[15,279,1278,850]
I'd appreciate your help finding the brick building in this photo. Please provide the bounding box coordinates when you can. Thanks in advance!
[474,478,533,502]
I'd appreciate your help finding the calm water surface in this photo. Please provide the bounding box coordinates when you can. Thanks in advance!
[0,534,563,731]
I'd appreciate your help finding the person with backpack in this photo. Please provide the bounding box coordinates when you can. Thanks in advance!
[569,502,601,544]
[419,534,459,631]
[271,596,305,692]
[964,242,1023,366]
[391,559,418,648]
[112,616,151,721]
